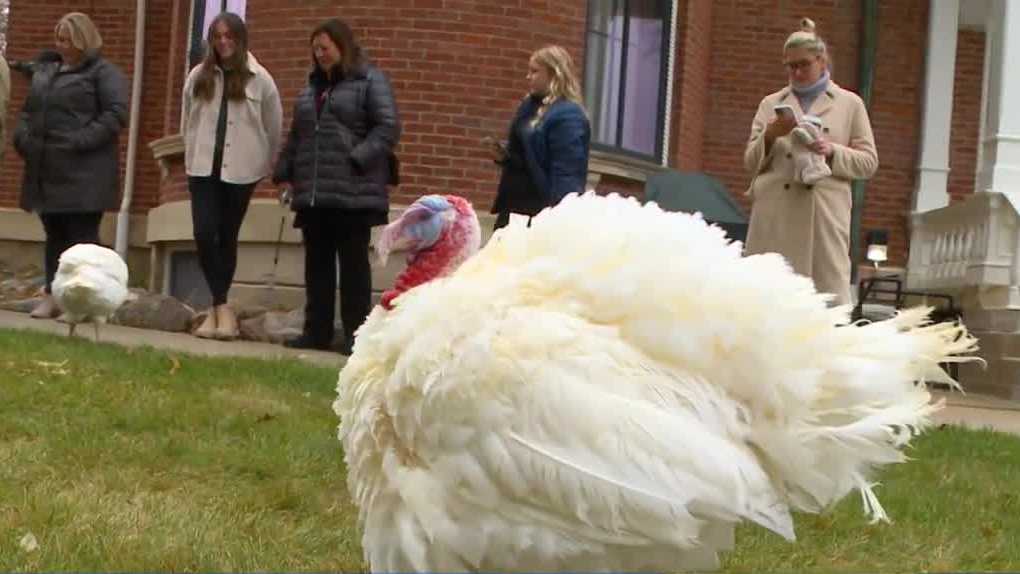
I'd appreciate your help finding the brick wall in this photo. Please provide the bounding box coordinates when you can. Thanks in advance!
[671,0,711,171]
[1,0,173,215]
[135,0,176,212]
[948,28,985,203]
[154,0,192,206]
[861,0,927,267]
[239,0,587,212]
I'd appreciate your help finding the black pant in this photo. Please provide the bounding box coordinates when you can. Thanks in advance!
[39,212,104,294]
[299,210,373,346]
[493,211,533,231]
[188,176,256,306]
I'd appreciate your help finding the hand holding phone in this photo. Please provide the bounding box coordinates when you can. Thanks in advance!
[773,104,796,119]
[767,104,797,140]
[482,135,508,161]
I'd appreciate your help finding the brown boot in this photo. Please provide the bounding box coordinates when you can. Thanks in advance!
[29,295,60,319]
[194,309,218,339]
[215,304,239,341]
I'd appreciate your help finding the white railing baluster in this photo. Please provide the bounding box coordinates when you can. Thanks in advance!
[906,192,1020,292]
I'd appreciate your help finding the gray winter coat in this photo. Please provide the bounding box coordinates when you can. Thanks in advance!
[273,62,400,213]
[14,50,129,214]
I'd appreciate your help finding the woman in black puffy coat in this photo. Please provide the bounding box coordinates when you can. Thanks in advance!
[274,18,401,355]
[14,12,128,320]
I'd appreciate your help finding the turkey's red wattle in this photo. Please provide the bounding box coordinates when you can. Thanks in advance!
[381,196,477,309]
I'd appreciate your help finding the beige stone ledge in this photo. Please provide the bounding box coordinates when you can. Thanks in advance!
[146,199,303,244]
[149,133,186,181]
[150,133,185,159]
[147,199,501,298]
[0,207,148,247]
[588,149,667,184]
[148,198,500,245]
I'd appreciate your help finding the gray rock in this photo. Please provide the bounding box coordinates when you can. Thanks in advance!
[112,293,196,332]
[0,297,44,314]
[238,314,268,342]
[14,265,44,281]
[0,278,22,297]
[0,277,43,301]
[239,309,304,344]
[235,303,270,321]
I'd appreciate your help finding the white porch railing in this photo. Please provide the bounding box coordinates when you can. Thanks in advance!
[906,192,1020,293]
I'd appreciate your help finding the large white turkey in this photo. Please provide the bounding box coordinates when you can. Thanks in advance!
[333,192,976,573]
[52,243,130,341]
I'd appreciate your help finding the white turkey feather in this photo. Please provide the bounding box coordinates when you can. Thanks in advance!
[335,192,977,572]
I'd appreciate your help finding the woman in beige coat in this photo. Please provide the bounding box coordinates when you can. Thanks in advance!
[743,18,878,306]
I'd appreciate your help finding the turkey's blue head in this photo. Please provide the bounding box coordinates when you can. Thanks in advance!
[376,195,481,309]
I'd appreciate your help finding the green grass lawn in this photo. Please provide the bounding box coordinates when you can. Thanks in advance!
[0,328,362,572]
[723,425,1020,573]
[1,327,1018,572]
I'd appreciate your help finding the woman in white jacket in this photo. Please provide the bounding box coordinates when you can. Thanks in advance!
[182,11,282,339]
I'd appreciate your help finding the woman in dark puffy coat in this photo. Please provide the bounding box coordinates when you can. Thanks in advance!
[274,18,400,355]
[13,12,128,320]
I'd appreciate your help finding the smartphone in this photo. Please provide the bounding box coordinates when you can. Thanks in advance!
[774,104,796,119]
[482,136,508,153]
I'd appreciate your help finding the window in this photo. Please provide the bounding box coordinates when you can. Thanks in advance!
[584,0,672,161]
[188,0,247,69]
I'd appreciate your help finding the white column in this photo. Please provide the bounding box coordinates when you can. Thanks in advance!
[977,0,1020,195]
[912,0,959,213]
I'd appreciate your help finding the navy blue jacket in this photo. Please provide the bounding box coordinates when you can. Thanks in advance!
[492,95,590,216]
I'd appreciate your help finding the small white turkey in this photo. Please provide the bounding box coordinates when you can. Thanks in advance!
[52,243,130,342]
[334,192,977,573]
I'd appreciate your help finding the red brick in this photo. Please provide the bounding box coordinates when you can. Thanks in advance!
[948,29,984,203]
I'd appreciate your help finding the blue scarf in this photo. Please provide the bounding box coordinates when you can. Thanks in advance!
[792,70,830,114]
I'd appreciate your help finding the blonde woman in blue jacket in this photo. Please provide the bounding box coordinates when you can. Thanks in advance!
[488,45,591,230]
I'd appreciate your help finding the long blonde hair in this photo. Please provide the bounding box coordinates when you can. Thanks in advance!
[529,45,586,128]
